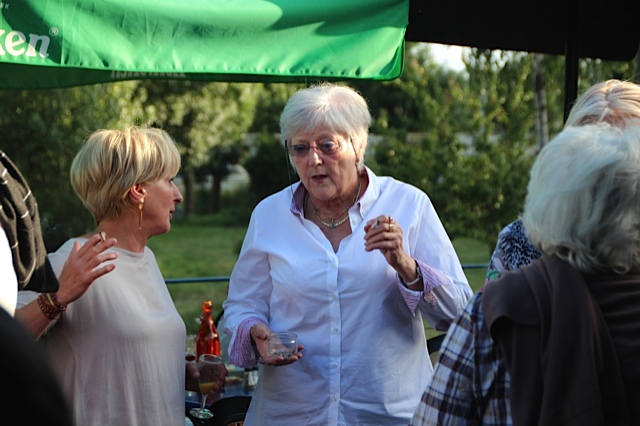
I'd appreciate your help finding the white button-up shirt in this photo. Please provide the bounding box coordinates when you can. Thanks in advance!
[223,168,471,425]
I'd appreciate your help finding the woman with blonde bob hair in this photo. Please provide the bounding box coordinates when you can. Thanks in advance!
[413,123,640,425]
[71,126,182,226]
[15,126,215,426]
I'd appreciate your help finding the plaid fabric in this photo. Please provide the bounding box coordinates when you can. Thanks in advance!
[411,292,513,425]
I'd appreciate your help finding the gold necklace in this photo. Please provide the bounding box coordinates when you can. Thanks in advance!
[315,212,350,229]
[309,178,362,229]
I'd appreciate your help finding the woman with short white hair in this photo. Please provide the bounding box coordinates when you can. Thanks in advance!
[224,83,472,425]
[413,122,640,425]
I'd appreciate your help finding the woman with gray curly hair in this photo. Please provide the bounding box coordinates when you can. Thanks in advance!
[413,122,640,425]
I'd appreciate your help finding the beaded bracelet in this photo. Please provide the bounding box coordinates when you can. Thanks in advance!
[37,293,61,320]
[46,293,67,313]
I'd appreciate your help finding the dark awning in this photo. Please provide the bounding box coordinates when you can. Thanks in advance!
[406,0,640,61]
[405,0,640,116]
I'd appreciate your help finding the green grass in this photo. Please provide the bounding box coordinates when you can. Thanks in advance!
[453,237,491,293]
[147,217,246,334]
[149,215,491,335]
[424,237,489,340]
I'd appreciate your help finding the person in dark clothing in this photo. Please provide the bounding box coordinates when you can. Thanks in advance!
[0,306,74,426]
[413,122,640,425]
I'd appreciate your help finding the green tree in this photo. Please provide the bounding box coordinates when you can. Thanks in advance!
[365,44,489,242]
[241,83,303,207]
[0,82,141,249]
[250,83,302,133]
[198,142,247,213]
[353,43,471,134]
[133,81,259,215]
[370,129,467,234]
[2,47,636,254]
[457,50,539,246]
[243,132,298,206]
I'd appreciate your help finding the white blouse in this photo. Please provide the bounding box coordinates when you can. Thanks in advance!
[224,168,472,426]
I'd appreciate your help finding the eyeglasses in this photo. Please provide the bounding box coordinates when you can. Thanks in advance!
[286,139,342,157]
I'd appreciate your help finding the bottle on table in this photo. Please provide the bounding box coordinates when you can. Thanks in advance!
[195,300,221,361]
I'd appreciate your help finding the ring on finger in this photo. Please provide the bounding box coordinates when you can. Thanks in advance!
[389,223,395,232]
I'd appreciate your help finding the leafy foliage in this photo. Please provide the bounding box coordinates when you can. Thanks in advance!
[242,132,298,206]
[0,82,141,249]
[0,44,637,253]
[132,80,260,214]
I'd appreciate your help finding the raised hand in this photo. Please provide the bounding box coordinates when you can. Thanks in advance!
[55,232,118,305]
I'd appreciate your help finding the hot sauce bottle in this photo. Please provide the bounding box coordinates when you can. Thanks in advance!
[195,300,221,360]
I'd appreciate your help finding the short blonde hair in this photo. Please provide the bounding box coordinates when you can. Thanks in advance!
[70,126,181,223]
[565,79,640,128]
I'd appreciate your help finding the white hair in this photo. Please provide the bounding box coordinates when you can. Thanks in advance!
[522,123,640,274]
[279,83,371,172]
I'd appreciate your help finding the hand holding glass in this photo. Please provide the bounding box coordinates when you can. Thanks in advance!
[189,354,223,420]
[268,332,298,358]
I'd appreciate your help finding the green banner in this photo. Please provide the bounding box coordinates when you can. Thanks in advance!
[0,0,407,89]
